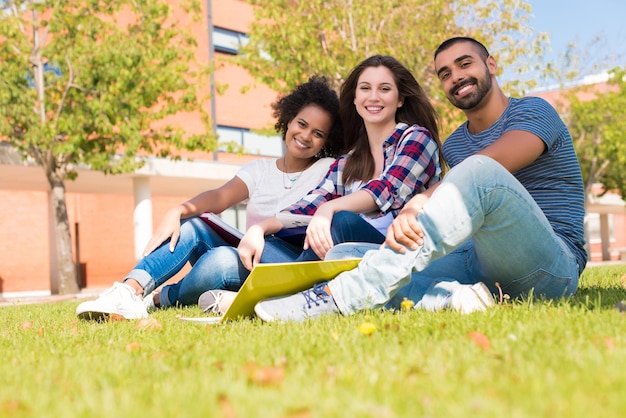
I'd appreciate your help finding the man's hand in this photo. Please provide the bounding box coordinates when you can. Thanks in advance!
[385,195,427,253]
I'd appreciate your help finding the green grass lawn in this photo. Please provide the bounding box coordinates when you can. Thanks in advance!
[2,264,626,418]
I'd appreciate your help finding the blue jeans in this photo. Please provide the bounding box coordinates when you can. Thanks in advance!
[295,211,385,261]
[325,155,581,314]
[125,217,302,307]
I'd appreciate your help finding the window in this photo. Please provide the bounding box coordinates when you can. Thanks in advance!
[217,126,283,157]
[219,204,247,232]
[213,27,249,55]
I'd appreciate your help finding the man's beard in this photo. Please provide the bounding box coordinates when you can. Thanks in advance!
[447,69,492,110]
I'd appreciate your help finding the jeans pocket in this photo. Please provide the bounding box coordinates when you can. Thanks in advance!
[503,269,573,299]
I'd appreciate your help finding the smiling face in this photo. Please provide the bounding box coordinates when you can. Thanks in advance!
[284,104,332,160]
[434,41,496,110]
[353,65,403,129]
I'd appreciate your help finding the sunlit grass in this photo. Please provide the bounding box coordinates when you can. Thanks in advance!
[2,264,625,417]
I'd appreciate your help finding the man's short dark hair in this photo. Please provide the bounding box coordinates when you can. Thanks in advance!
[434,37,490,60]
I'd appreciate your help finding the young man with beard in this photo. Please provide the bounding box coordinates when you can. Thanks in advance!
[254,37,587,321]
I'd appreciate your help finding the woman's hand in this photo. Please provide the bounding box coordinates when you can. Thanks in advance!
[142,207,184,256]
[303,205,335,259]
[238,225,267,271]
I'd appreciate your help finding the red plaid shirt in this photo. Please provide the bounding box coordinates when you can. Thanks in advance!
[284,123,441,218]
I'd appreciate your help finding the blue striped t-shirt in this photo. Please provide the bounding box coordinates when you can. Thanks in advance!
[442,96,587,273]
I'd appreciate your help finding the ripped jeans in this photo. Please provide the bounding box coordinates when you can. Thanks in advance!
[325,155,582,314]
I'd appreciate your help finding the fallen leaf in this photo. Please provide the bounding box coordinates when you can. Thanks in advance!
[384,323,400,331]
[244,362,285,387]
[125,342,141,352]
[358,322,376,335]
[0,400,30,414]
[135,318,162,330]
[604,337,615,350]
[467,331,491,351]
[218,394,237,418]
[37,328,44,337]
[109,314,126,322]
[19,322,33,330]
[256,367,285,386]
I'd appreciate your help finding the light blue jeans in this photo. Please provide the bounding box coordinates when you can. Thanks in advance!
[125,217,302,307]
[326,155,581,314]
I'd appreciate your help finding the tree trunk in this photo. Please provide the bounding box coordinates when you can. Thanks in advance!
[29,10,79,294]
[47,174,79,295]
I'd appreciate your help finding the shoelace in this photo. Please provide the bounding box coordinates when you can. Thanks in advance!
[104,282,139,301]
[203,291,224,313]
[302,282,330,309]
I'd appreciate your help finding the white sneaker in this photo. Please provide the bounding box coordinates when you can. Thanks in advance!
[450,282,495,314]
[198,290,237,315]
[76,282,148,320]
[143,292,157,312]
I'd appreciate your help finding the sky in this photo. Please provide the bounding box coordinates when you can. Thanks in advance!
[526,0,626,78]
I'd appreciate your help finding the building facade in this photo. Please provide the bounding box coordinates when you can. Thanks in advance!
[0,0,282,296]
[0,0,623,298]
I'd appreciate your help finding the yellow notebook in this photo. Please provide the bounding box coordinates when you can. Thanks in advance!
[179,258,361,324]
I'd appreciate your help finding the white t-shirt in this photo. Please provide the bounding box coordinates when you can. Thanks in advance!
[236,157,334,228]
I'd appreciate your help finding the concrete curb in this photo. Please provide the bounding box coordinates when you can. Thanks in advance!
[0,289,102,308]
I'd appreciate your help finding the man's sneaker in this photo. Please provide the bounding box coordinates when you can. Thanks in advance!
[198,290,237,315]
[254,282,340,322]
[76,282,148,321]
[450,282,495,314]
[615,301,626,312]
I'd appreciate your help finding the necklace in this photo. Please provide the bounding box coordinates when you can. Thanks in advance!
[282,158,306,190]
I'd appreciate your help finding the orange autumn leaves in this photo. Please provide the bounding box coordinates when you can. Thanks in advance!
[356,317,492,351]
[18,313,492,354]
[243,360,287,387]
[467,331,491,351]
[124,318,163,351]
[18,321,44,337]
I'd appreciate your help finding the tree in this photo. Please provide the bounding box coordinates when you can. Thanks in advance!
[0,0,215,294]
[566,68,626,200]
[237,0,550,136]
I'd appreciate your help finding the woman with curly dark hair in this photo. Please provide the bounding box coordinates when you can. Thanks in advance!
[76,76,343,320]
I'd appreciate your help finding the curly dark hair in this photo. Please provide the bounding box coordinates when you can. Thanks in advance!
[272,76,343,158]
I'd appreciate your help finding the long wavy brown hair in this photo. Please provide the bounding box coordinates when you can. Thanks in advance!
[340,55,443,184]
